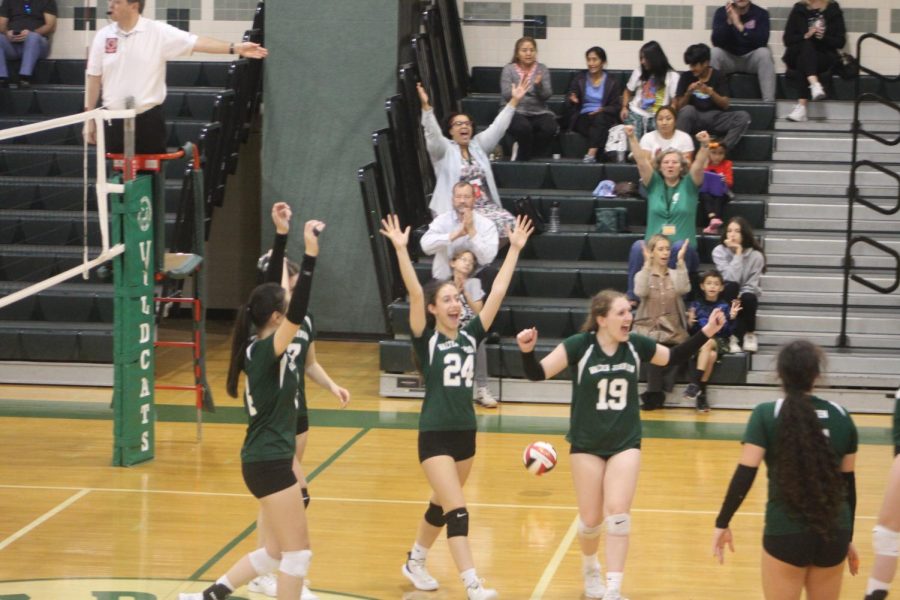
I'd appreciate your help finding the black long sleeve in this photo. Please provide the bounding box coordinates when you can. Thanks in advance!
[264,233,287,284]
[286,254,316,325]
[716,464,758,528]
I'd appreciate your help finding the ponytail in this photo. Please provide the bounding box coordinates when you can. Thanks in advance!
[226,283,286,398]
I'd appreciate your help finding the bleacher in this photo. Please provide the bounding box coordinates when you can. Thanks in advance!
[361,5,899,411]
[0,2,266,379]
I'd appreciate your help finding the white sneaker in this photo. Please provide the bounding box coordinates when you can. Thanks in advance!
[786,103,807,122]
[301,582,319,600]
[248,573,277,597]
[584,566,606,598]
[475,386,498,408]
[742,332,758,353]
[466,579,498,600]
[178,595,202,600]
[728,335,742,354]
[810,81,826,101]
[402,553,439,591]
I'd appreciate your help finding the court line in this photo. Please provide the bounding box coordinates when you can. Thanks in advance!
[530,515,579,600]
[0,488,90,552]
[0,484,882,521]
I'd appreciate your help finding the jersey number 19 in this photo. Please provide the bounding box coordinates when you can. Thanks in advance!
[596,378,628,411]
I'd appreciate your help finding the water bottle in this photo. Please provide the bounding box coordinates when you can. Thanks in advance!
[616,149,626,163]
[548,201,561,233]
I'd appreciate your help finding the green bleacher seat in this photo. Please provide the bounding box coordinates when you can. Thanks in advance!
[21,326,78,360]
[54,60,86,85]
[518,268,580,297]
[579,270,628,294]
[548,163,603,190]
[726,74,761,99]
[510,306,574,338]
[39,293,95,322]
[524,233,587,261]
[32,89,83,115]
[586,233,640,262]
[492,162,550,188]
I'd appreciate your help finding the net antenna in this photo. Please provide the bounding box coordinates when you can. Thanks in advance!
[0,107,136,310]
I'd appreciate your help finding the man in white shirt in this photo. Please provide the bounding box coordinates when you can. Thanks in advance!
[83,0,267,154]
[420,181,499,281]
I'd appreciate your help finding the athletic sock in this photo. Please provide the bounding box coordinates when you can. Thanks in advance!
[606,571,623,593]
[410,542,428,561]
[582,553,601,573]
[866,578,891,595]
[460,567,479,588]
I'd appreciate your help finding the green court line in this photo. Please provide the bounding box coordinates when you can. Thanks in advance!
[0,399,894,445]
[187,428,371,581]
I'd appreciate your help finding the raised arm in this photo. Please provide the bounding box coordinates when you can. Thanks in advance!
[418,83,451,161]
[625,124,654,186]
[192,37,268,58]
[380,214,426,337]
[517,327,570,380]
[264,202,292,284]
[274,220,323,356]
[690,131,712,186]
[478,215,533,331]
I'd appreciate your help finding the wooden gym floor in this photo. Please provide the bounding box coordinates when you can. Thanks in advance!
[0,323,895,599]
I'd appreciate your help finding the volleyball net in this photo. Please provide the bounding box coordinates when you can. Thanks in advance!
[0,108,158,466]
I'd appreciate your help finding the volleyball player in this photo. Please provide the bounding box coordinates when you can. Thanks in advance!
[863,390,900,600]
[712,340,859,600]
[248,203,350,600]
[517,289,726,600]
[179,217,324,600]
[380,213,533,600]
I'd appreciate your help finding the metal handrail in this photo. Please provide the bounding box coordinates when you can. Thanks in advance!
[846,237,900,295]
[461,17,545,25]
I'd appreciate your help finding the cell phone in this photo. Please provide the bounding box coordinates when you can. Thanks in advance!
[12,30,21,35]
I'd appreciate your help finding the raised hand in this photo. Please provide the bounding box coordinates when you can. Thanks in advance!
[509,78,532,105]
[641,240,651,264]
[416,82,430,109]
[516,327,539,353]
[730,299,742,320]
[506,215,535,250]
[303,219,325,257]
[696,130,711,146]
[623,124,636,138]
[687,306,697,326]
[712,528,735,565]
[379,213,410,249]
[271,201,292,234]
[677,240,689,263]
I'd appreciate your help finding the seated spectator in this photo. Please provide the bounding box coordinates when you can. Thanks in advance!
[565,45,621,164]
[621,41,681,139]
[501,36,556,161]
[624,125,711,303]
[712,216,765,353]
[420,181,499,281]
[633,235,691,410]
[711,0,776,102]
[639,105,694,162]
[451,249,497,408]
[674,43,751,151]
[700,139,734,234]
[0,0,56,88]
[782,0,847,122]
[683,269,740,412]
[418,82,521,235]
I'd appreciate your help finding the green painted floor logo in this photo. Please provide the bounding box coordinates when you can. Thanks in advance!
[0,579,369,599]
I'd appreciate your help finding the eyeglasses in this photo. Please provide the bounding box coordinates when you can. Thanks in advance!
[450,120,471,128]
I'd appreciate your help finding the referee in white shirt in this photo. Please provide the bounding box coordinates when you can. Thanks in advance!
[83,0,267,154]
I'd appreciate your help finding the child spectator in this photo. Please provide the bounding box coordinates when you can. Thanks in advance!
[621,41,681,139]
[712,217,765,353]
[684,270,740,411]
[451,250,497,408]
[700,139,734,234]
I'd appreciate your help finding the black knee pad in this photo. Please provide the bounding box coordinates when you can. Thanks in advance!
[301,487,310,509]
[424,502,445,527]
[444,507,469,538]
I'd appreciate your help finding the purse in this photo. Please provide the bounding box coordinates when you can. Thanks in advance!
[594,207,627,233]
[836,51,859,80]
[632,314,689,345]
[514,195,546,234]
[613,181,638,198]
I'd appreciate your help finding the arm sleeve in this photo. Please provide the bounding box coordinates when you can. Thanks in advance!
[633,265,651,299]
[741,251,764,295]
[471,216,499,267]
[264,233,287,284]
[893,397,900,455]
[499,64,515,103]
[421,108,450,162]
[535,64,553,100]
[715,464,758,528]
[748,8,771,47]
[603,78,623,116]
[710,8,733,48]
[782,8,806,46]
[713,245,743,283]
[160,22,198,60]
[465,277,485,302]
[285,255,316,325]
[521,351,546,381]
[669,329,713,365]
[822,7,847,50]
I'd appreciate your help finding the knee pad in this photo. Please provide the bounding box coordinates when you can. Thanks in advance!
[424,502,446,527]
[444,507,469,538]
[605,513,631,536]
[873,525,900,557]
[577,518,602,540]
[279,549,312,578]
[301,487,310,509]
[248,547,280,576]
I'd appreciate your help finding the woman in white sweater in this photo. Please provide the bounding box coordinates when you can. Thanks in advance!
[712,216,766,353]
[418,82,526,235]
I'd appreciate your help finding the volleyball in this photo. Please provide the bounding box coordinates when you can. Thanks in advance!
[523,441,557,476]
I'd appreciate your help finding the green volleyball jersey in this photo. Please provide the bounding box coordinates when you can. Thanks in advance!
[286,313,315,419]
[743,396,858,535]
[240,334,301,463]
[563,332,658,454]
[412,316,485,432]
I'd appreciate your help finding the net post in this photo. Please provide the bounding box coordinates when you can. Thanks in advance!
[123,97,136,182]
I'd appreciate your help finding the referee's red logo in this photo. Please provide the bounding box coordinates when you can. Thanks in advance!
[105,37,118,53]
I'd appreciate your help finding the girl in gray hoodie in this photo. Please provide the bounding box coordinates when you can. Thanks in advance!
[712,216,766,353]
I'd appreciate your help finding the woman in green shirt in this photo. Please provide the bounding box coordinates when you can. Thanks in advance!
[712,340,859,600]
[381,213,533,600]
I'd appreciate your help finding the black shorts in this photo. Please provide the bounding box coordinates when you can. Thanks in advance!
[570,442,641,460]
[418,429,477,463]
[763,530,851,568]
[242,458,297,499]
[104,104,167,154]
[296,415,309,435]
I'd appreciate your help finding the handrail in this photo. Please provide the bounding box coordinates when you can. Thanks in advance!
[837,34,900,347]
[460,17,545,25]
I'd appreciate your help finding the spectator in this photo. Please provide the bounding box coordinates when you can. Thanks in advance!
[700,139,734,234]
[638,105,694,162]
[624,126,711,303]
[451,249,497,408]
[711,0,776,102]
[621,41,681,140]
[712,216,765,353]
[683,270,740,412]
[0,0,56,88]
[674,43,751,152]
[633,236,691,410]
[565,46,621,163]
[501,36,556,161]
[84,0,266,154]
[783,0,847,122]
[418,81,522,235]
[420,181,499,281]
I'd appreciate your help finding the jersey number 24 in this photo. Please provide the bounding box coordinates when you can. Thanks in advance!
[443,353,474,387]
[596,378,628,411]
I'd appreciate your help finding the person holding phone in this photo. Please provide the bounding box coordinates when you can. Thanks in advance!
[0,0,57,88]
[710,0,776,102]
